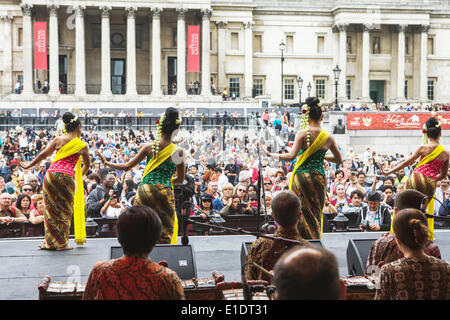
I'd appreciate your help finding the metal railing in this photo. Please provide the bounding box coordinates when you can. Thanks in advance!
[0,116,263,132]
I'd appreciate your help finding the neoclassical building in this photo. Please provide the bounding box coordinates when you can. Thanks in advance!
[0,0,450,112]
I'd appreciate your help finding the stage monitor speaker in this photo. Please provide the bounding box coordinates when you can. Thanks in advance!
[240,239,324,271]
[346,239,377,276]
[111,244,197,280]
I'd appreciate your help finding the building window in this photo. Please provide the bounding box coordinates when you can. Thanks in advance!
[317,36,324,54]
[405,36,410,55]
[284,78,294,100]
[373,36,380,54]
[428,80,434,100]
[428,37,434,55]
[286,35,293,53]
[253,34,262,52]
[229,77,240,97]
[231,32,239,50]
[315,79,325,99]
[346,36,352,54]
[18,28,23,47]
[346,79,351,99]
[404,80,408,99]
[253,78,264,96]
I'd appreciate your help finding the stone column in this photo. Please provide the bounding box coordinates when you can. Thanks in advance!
[176,8,187,96]
[332,25,339,103]
[1,15,13,94]
[338,24,348,100]
[21,4,33,95]
[100,6,111,95]
[48,5,59,96]
[361,24,371,99]
[201,8,212,97]
[397,24,407,100]
[420,25,429,101]
[75,5,86,96]
[126,6,138,96]
[151,7,162,96]
[216,20,227,91]
[244,21,253,98]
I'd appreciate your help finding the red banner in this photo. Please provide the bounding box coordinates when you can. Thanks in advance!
[347,113,450,130]
[187,25,200,72]
[34,22,47,70]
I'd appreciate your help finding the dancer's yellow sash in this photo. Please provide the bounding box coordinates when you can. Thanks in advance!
[289,129,329,190]
[289,129,329,239]
[143,143,180,244]
[52,138,87,246]
[415,144,444,240]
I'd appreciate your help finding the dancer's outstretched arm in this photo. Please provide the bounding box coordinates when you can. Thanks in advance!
[98,143,152,172]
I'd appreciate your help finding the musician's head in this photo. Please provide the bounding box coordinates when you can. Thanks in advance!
[62,112,81,134]
[271,190,301,229]
[117,206,161,257]
[273,246,344,300]
[394,189,427,215]
[425,117,441,140]
[161,107,182,137]
[305,97,323,123]
[393,208,429,252]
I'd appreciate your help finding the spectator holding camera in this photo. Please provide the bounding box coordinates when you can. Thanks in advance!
[101,189,125,218]
[357,191,391,231]
[345,171,366,198]
[272,175,288,193]
[86,169,116,218]
[220,195,255,216]
[329,183,350,213]
[342,190,367,215]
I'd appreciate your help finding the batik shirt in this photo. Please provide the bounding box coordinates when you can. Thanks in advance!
[82,255,185,300]
[245,228,310,283]
[375,256,450,300]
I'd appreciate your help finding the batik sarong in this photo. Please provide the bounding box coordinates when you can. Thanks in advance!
[291,171,326,240]
[135,183,176,244]
[41,172,75,249]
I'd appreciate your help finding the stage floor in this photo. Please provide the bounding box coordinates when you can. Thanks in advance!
[1,230,449,300]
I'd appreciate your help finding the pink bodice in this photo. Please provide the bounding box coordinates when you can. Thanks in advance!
[47,154,80,178]
[413,157,444,181]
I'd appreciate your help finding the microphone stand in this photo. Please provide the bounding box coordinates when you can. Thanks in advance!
[256,143,269,237]
[181,201,192,246]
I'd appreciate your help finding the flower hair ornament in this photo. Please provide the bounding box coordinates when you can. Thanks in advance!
[301,104,311,147]
[153,112,182,156]
[422,123,428,144]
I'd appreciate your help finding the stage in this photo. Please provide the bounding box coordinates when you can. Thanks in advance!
[1,230,450,300]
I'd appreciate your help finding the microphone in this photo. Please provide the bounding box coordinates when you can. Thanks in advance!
[262,222,277,233]
[181,201,190,246]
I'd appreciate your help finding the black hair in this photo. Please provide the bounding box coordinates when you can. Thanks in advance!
[382,184,394,193]
[16,194,31,211]
[161,107,181,136]
[350,189,364,200]
[425,117,441,140]
[305,97,322,121]
[62,112,81,133]
[335,169,344,177]
[117,206,162,256]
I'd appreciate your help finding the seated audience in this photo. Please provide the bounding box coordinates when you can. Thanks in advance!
[245,190,310,282]
[357,191,391,231]
[366,189,441,271]
[82,206,185,300]
[273,246,344,300]
[375,208,450,300]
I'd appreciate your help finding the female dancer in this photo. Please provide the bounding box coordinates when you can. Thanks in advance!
[19,112,90,250]
[259,97,342,239]
[381,117,449,239]
[98,107,185,244]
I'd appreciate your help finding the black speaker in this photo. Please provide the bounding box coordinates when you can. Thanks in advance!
[110,245,197,280]
[346,239,377,276]
[240,239,324,271]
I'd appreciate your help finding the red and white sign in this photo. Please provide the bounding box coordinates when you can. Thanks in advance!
[187,25,200,72]
[34,21,47,70]
[347,113,450,130]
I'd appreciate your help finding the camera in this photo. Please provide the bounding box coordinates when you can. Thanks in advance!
[237,202,247,209]
[279,176,286,181]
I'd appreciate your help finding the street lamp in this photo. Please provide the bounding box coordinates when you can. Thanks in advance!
[296,76,303,106]
[279,41,286,108]
[333,65,342,110]
[307,82,312,98]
